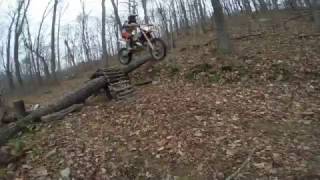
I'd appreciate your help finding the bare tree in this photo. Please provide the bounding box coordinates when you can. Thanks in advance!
[242,0,252,12]
[50,0,59,80]
[272,0,279,9]
[179,0,191,30]
[23,17,38,84]
[64,40,76,67]
[157,3,170,45]
[304,0,312,8]
[101,0,108,64]
[0,44,5,72]
[198,0,206,31]
[110,0,122,51]
[170,0,180,35]
[35,1,51,80]
[13,0,31,86]
[110,0,122,31]
[141,0,149,24]
[5,13,16,90]
[57,3,68,72]
[258,0,269,11]
[169,6,176,48]
[211,0,232,53]
[79,0,92,62]
[312,0,320,32]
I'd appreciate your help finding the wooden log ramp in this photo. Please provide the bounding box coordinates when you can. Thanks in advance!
[0,55,152,148]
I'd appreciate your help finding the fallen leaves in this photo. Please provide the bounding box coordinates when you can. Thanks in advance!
[6,21,320,179]
[31,166,48,178]
[60,167,71,180]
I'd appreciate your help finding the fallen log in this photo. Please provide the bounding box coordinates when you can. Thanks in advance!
[297,33,320,39]
[42,104,84,122]
[232,33,264,40]
[0,55,153,147]
[0,77,108,146]
[122,55,152,74]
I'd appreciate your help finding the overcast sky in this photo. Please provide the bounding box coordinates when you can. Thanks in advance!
[0,0,138,41]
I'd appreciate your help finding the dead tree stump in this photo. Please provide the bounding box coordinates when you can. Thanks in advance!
[13,100,27,118]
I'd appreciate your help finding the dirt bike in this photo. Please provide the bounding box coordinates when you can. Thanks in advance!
[118,24,167,65]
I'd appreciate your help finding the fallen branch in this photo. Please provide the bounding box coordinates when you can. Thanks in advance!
[225,148,256,180]
[232,33,264,40]
[42,104,84,122]
[298,33,320,39]
[134,80,153,86]
[201,33,264,47]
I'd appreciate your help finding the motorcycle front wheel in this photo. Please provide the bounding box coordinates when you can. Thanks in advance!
[118,48,133,65]
[148,38,167,61]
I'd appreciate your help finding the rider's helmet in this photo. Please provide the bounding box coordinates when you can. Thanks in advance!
[128,14,138,24]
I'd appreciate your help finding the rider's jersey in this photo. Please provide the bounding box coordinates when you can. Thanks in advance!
[122,21,138,33]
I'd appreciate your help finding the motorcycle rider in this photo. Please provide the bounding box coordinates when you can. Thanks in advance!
[121,14,140,51]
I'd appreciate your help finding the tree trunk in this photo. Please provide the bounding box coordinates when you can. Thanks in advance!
[111,0,123,31]
[13,0,30,86]
[101,0,108,64]
[13,36,23,86]
[258,0,269,11]
[57,8,62,72]
[171,0,180,35]
[157,5,170,45]
[25,17,40,85]
[36,1,51,81]
[6,14,15,90]
[141,0,149,24]
[252,0,260,11]
[198,0,206,32]
[25,43,50,80]
[5,71,14,91]
[312,0,320,32]
[0,108,5,124]
[169,16,176,49]
[179,0,190,30]
[305,0,312,8]
[187,0,196,27]
[13,100,27,118]
[0,55,152,147]
[242,0,252,13]
[80,0,91,62]
[50,0,58,80]
[64,40,76,66]
[211,0,232,53]
[272,0,279,10]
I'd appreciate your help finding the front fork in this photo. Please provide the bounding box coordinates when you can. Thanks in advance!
[141,30,155,50]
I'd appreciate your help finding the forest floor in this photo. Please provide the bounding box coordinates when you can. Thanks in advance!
[1,14,320,179]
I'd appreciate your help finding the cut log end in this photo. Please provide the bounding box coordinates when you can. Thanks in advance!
[13,100,27,118]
